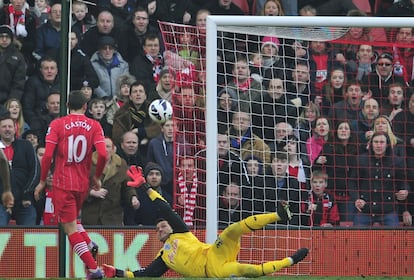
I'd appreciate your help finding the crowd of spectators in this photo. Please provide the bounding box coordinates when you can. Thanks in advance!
[0,0,413,229]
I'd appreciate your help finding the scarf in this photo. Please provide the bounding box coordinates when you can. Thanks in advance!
[8,4,28,37]
[235,77,252,92]
[145,52,163,83]
[128,103,146,128]
[177,171,197,226]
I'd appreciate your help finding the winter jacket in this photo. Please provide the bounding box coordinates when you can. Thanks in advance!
[22,73,60,125]
[0,44,26,104]
[90,51,129,98]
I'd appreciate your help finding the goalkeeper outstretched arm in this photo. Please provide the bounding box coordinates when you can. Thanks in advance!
[104,255,169,278]
[126,165,189,233]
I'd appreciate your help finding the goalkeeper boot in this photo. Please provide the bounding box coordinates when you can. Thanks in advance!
[290,248,309,265]
[90,241,99,261]
[102,264,116,278]
[86,268,103,280]
[276,200,293,222]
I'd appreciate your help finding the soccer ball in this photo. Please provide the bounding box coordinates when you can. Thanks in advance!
[148,99,173,124]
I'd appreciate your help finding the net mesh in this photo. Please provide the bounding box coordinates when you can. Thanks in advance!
[158,20,414,275]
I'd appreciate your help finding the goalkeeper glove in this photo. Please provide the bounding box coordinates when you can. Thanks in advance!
[127,165,147,188]
[102,264,116,278]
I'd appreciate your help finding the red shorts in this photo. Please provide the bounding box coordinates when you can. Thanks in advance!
[53,188,89,223]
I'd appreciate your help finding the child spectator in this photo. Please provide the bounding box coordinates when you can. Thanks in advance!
[23,129,40,149]
[303,169,340,227]
[243,155,266,215]
[81,81,94,101]
[41,170,57,225]
[249,51,264,83]
[87,98,112,138]
[72,0,96,42]
[106,73,136,125]
[33,0,50,26]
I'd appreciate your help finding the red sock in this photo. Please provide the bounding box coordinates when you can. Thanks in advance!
[68,232,97,270]
[77,222,92,246]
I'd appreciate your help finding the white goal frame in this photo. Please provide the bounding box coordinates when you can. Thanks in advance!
[204,16,414,243]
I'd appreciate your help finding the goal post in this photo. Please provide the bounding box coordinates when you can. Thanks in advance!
[204,14,414,234]
[159,14,414,276]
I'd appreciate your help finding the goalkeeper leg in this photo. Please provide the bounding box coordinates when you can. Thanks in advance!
[238,202,292,235]
[208,248,309,277]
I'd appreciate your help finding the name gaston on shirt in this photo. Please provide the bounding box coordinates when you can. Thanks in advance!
[65,121,92,131]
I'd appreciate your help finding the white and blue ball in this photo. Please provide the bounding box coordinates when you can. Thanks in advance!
[148,99,173,124]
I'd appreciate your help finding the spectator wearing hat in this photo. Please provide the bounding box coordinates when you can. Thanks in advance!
[0,25,26,105]
[81,9,120,57]
[90,35,129,99]
[0,0,37,75]
[105,73,136,125]
[69,31,99,91]
[22,56,60,127]
[133,162,173,226]
[261,35,286,81]
[34,2,61,60]
[148,67,176,102]
[81,137,138,226]
[130,33,165,95]
[361,52,406,106]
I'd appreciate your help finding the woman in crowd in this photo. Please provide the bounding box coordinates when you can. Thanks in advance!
[317,121,359,222]
[4,98,29,139]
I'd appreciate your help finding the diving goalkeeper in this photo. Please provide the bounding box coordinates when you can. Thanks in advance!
[103,166,309,278]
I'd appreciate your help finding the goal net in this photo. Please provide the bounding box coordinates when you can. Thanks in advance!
[158,16,414,276]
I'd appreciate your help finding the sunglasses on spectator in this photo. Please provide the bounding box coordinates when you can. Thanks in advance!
[377,63,392,67]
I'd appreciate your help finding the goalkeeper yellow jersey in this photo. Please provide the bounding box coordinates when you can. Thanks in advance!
[157,231,211,277]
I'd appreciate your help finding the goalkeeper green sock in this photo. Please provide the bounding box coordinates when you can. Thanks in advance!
[240,213,277,234]
[148,188,167,202]
[261,258,293,274]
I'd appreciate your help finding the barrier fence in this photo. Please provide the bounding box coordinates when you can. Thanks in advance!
[0,227,413,278]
